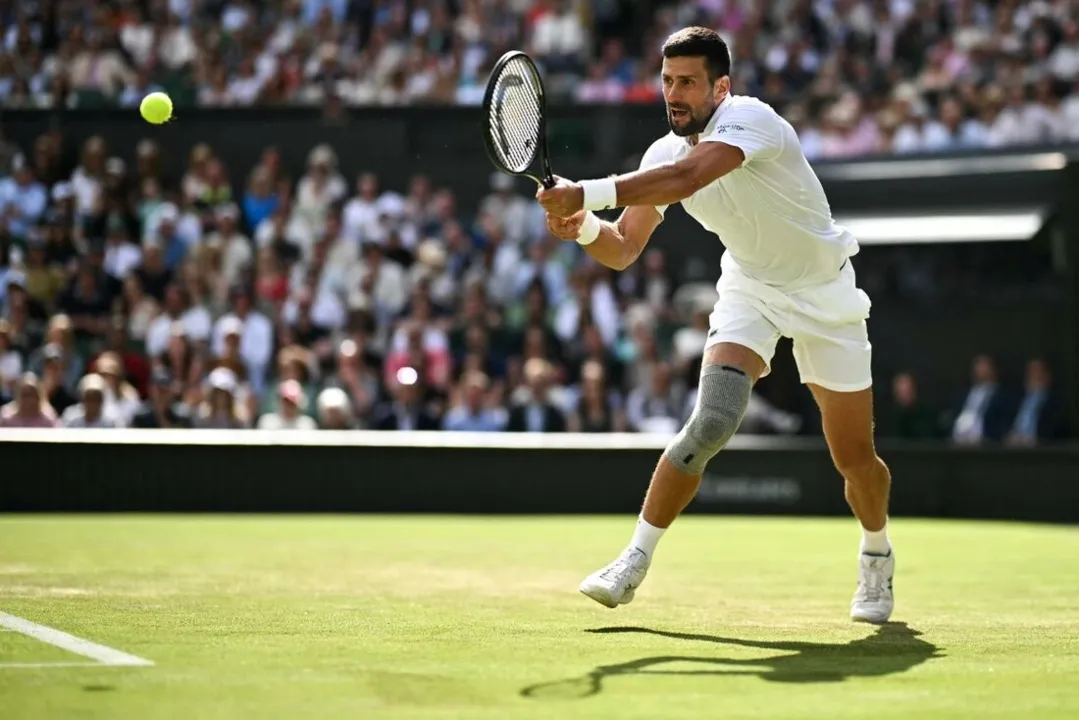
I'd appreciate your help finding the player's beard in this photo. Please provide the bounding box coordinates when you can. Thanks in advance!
[667,100,718,137]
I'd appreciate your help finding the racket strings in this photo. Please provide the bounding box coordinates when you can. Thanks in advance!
[488,61,543,172]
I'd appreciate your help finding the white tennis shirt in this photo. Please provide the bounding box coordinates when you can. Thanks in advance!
[641,94,858,292]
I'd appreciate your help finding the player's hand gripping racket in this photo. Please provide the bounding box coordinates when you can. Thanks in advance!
[482,51,555,189]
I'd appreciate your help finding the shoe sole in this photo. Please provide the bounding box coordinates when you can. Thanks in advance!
[850,607,894,624]
[579,584,636,609]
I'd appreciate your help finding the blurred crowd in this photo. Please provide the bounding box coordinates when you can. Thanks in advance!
[0,128,809,433]
[886,356,1070,445]
[0,1,1077,157]
[0,125,1070,445]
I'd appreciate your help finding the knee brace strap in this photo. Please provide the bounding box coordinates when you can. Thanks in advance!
[664,364,752,475]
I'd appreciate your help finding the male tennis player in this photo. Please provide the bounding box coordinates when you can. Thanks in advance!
[537,26,894,623]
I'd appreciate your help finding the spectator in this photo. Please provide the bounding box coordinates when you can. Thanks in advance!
[952,355,1014,445]
[531,0,587,75]
[442,370,507,432]
[0,153,47,238]
[257,379,318,430]
[0,373,58,428]
[27,315,83,393]
[243,168,279,232]
[39,345,78,417]
[102,214,141,281]
[507,357,567,432]
[194,367,248,429]
[61,373,119,428]
[888,372,942,440]
[22,234,66,314]
[204,204,253,293]
[626,361,683,433]
[569,360,625,433]
[0,317,21,399]
[323,338,380,425]
[146,284,212,359]
[68,31,134,99]
[316,386,356,430]
[90,351,141,427]
[372,368,441,430]
[211,287,274,393]
[1006,359,1069,446]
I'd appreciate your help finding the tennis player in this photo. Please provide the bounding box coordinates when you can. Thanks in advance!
[537,27,894,623]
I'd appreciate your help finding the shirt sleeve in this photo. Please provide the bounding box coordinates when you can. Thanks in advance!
[638,138,674,217]
[699,104,785,165]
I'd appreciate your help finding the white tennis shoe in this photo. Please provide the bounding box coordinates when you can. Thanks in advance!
[579,547,650,609]
[851,550,895,624]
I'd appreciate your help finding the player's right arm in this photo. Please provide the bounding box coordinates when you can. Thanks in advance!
[546,204,662,271]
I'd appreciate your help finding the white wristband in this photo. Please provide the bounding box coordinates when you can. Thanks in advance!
[575,211,601,246]
[580,178,618,212]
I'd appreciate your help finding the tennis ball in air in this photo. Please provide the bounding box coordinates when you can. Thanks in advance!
[140,92,173,125]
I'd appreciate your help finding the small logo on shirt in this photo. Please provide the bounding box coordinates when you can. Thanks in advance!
[715,124,745,134]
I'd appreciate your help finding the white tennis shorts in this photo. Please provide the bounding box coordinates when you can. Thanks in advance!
[705,259,873,392]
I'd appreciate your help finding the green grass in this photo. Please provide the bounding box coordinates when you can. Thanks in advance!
[1,515,1077,719]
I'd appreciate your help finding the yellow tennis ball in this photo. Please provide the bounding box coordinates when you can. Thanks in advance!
[140,92,173,125]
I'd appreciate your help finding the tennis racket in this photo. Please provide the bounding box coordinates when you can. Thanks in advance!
[482,51,555,189]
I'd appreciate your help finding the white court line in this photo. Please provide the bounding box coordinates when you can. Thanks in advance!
[0,612,153,667]
[0,662,104,668]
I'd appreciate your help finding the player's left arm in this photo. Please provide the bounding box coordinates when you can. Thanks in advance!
[537,107,784,217]
[609,141,746,209]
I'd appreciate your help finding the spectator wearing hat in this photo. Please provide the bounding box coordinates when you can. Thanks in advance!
[62,374,119,428]
[0,373,58,428]
[91,351,141,427]
[293,145,346,236]
[257,379,318,430]
[204,204,254,294]
[507,357,567,433]
[315,387,356,429]
[0,154,47,239]
[131,369,192,429]
[211,286,274,394]
[38,344,78,417]
[195,366,248,429]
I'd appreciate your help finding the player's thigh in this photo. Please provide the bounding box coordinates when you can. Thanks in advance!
[808,383,879,473]
[704,293,779,382]
[791,319,872,395]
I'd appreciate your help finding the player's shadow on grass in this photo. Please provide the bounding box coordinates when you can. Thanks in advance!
[521,622,941,699]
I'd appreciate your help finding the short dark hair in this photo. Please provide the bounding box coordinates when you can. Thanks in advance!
[662,27,732,81]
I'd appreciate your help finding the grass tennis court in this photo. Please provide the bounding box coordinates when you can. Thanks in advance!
[2,515,1077,719]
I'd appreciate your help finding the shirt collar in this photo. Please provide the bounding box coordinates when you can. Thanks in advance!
[687,94,734,147]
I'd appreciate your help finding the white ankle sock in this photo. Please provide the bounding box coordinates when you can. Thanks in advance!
[860,520,891,555]
[629,516,667,558]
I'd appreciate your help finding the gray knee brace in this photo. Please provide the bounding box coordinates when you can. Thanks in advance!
[664,364,752,475]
